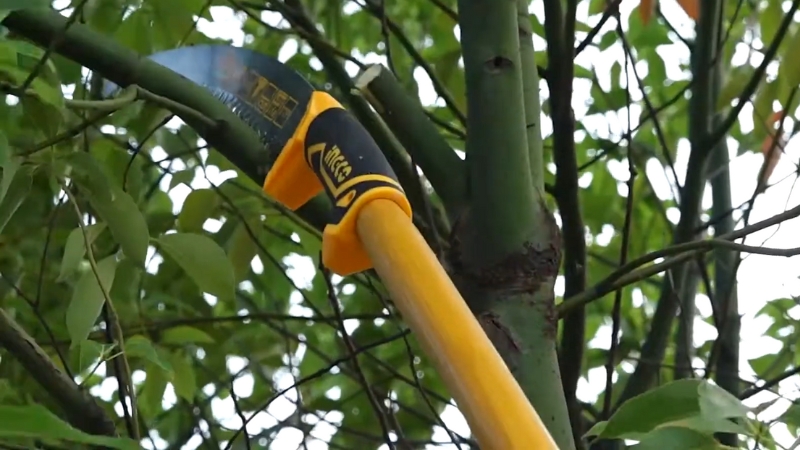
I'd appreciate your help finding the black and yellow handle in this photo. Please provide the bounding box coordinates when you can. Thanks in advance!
[263,91,412,275]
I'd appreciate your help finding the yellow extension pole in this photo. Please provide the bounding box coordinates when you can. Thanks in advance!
[357,199,559,450]
[263,90,560,449]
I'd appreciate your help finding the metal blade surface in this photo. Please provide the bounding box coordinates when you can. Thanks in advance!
[105,45,315,167]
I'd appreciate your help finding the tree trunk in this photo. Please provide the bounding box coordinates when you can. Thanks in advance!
[447,0,576,448]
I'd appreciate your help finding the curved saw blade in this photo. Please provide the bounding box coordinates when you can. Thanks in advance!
[104,45,315,168]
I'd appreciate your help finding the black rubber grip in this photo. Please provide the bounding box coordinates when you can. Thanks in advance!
[305,108,403,225]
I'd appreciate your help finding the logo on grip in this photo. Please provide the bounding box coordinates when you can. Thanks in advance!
[322,145,352,183]
[306,142,354,198]
[305,141,404,207]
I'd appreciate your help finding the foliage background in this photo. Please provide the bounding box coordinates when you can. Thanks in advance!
[0,0,800,449]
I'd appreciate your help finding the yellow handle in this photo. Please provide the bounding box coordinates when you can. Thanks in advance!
[357,199,559,450]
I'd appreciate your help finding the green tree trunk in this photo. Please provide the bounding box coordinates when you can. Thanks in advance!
[444,0,576,448]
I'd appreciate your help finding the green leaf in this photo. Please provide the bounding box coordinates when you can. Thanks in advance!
[663,414,750,436]
[780,404,800,427]
[751,80,778,141]
[169,351,197,402]
[588,84,629,115]
[778,27,800,92]
[0,133,9,169]
[610,61,622,88]
[86,0,126,34]
[0,38,65,137]
[760,1,785,47]
[10,39,62,91]
[114,9,153,55]
[597,31,617,51]
[65,255,118,345]
[627,9,672,48]
[67,152,150,264]
[596,380,751,441]
[228,221,258,282]
[575,64,594,80]
[0,0,49,15]
[0,157,20,203]
[0,162,31,234]
[597,379,705,439]
[91,140,146,197]
[749,351,791,378]
[177,188,218,233]
[156,232,236,299]
[64,152,114,198]
[631,427,718,450]
[0,379,16,403]
[161,326,216,345]
[91,186,150,265]
[125,335,173,374]
[169,168,195,189]
[58,223,107,281]
[718,66,753,109]
[585,420,607,438]
[0,41,62,108]
[140,362,169,419]
[697,381,749,420]
[151,0,196,49]
[75,339,107,373]
[589,0,607,15]
[207,148,238,172]
[0,404,139,449]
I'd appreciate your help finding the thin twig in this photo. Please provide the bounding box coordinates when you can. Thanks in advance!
[321,264,396,449]
[224,329,411,449]
[17,0,89,94]
[559,203,800,316]
[602,13,636,419]
[62,184,140,440]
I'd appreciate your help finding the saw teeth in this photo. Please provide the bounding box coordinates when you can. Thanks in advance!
[206,87,282,164]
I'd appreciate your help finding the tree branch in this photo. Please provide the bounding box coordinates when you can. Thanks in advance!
[456,0,542,262]
[614,0,723,409]
[356,64,467,219]
[517,0,545,192]
[541,0,587,442]
[359,0,467,126]
[674,1,727,381]
[708,118,740,447]
[558,203,800,317]
[0,308,118,436]
[706,22,746,443]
